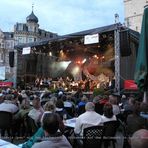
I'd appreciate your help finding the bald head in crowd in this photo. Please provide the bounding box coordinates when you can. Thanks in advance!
[131,129,148,148]
[85,102,95,111]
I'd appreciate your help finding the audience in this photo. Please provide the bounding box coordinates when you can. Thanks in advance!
[0,94,19,113]
[93,95,104,115]
[130,129,148,148]
[22,101,65,148]
[15,98,32,120]
[140,102,148,119]
[74,102,102,136]
[28,95,44,125]
[31,113,72,148]
[126,101,147,136]
[0,86,147,148]
[109,94,120,115]
[101,103,117,123]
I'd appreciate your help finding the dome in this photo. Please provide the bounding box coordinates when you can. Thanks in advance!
[26,11,38,23]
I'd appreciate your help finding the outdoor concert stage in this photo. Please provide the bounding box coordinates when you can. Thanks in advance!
[15,23,139,91]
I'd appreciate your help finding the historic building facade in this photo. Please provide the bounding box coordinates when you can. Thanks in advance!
[14,11,57,45]
[124,0,148,32]
[0,10,58,87]
[0,29,15,82]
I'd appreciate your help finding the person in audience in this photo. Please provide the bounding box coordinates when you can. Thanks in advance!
[0,94,19,113]
[130,129,148,148]
[101,103,117,123]
[41,101,56,122]
[123,96,136,112]
[126,101,147,136]
[77,95,88,115]
[50,96,57,104]
[55,99,70,120]
[28,95,44,125]
[63,95,75,117]
[109,94,120,115]
[74,102,102,136]
[140,102,148,119]
[22,101,65,148]
[93,95,104,115]
[31,113,72,148]
[14,98,32,120]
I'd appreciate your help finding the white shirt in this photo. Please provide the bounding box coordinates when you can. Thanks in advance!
[101,115,117,123]
[74,111,103,136]
[0,102,18,113]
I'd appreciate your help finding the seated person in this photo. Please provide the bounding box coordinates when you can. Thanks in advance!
[126,101,147,136]
[93,95,104,115]
[140,102,148,119]
[41,101,65,132]
[14,98,32,120]
[28,95,44,125]
[130,129,148,148]
[22,102,65,148]
[109,94,120,115]
[77,96,88,115]
[31,113,72,148]
[101,103,117,123]
[0,94,19,114]
[55,99,70,120]
[74,102,102,136]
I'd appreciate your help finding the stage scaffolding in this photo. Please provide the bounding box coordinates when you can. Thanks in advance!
[114,25,121,94]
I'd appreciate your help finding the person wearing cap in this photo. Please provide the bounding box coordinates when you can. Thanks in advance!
[74,102,102,136]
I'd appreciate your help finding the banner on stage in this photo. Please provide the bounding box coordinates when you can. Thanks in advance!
[84,34,99,44]
[22,47,31,55]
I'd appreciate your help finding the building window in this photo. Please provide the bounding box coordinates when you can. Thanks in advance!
[28,26,33,32]
[126,18,130,27]
[50,34,53,38]
[18,37,24,44]
[18,25,23,31]
[136,26,138,31]
[28,37,33,43]
[0,52,4,62]
[0,42,5,48]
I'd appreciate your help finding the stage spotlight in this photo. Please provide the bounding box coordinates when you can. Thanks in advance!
[82,58,86,64]
[49,52,52,56]
[60,61,71,69]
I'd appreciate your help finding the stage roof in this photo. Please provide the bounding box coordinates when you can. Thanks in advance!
[15,23,139,50]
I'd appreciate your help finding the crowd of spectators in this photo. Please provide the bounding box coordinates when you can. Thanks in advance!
[0,86,147,148]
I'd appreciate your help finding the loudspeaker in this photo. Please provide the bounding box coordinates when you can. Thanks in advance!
[120,30,131,57]
[9,51,14,67]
